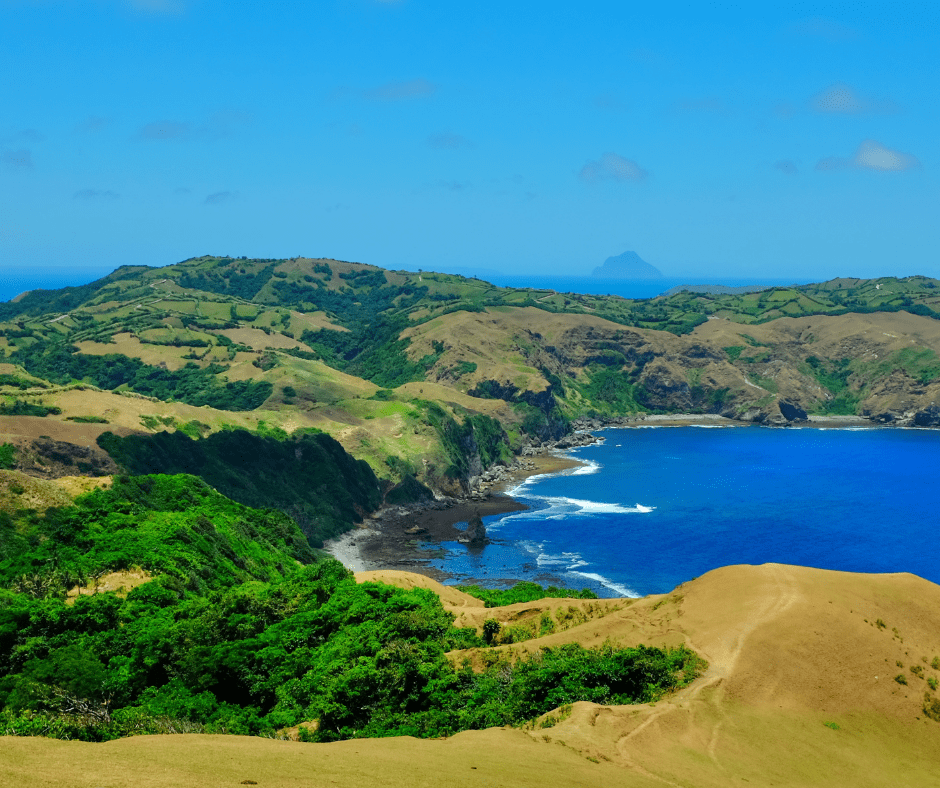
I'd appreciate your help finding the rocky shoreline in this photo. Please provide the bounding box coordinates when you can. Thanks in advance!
[322,451,582,578]
[323,409,901,577]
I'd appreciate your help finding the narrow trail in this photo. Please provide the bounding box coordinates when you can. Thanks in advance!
[618,565,802,786]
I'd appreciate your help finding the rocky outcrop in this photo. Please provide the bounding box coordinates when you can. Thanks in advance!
[913,405,940,427]
[778,400,808,422]
[458,511,487,545]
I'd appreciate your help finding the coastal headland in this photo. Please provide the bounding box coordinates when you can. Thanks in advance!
[5,562,938,787]
[2,261,939,785]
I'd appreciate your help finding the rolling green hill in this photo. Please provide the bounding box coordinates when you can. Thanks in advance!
[2,255,940,509]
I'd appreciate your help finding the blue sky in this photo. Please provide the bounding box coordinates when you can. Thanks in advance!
[1,0,937,298]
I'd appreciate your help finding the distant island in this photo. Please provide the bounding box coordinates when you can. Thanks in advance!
[592,250,663,279]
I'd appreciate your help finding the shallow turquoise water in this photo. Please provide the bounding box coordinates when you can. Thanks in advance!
[429,426,940,597]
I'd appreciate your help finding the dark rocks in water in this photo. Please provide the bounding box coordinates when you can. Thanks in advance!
[592,251,663,280]
[778,400,808,422]
[458,510,487,545]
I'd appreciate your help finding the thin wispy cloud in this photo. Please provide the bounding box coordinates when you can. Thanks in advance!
[427,132,470,150]
[75,116,110,133]
[810,83,900,115]
[362,79,437,101]
[435,180,470,192]
[204,191,237,205]
[126,0,185,13]
[790,17,859,41]
[74,188,119,200]
[677,97,725,113]
[579,152,648,183]
[173,187,192,195]
[1,149,34,169]
[774,160,798,175]
[139,120,191,140]
[138,111,251,142]
[592,93,629,111]
[815,140,920,172]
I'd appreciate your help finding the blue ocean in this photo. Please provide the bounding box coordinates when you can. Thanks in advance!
[429,427,940,597]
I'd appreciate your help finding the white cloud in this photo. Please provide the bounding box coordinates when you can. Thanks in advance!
[815,140,920,172]
[852,139,920,171]
[362,79,437,101]
[810,83,899,114]
[579,152,648,183]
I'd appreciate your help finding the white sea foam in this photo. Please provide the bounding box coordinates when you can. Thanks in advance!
[569,460,601,476]
[496,495,656,523]
[571,571,641,598]
[536,551,584,568]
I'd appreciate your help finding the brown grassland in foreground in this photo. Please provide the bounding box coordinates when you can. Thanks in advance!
[2,563,939,787]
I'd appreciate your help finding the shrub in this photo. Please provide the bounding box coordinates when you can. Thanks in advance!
[895,674,908,685]
[924,694,940,722]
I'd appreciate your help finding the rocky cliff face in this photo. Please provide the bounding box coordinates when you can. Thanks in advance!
[409,308,940,427]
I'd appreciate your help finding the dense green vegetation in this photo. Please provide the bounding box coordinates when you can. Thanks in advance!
[0,373,46,390]
[96,430,382,547]
[459,581,599,607]
[0,476,703,742]
[0,444,15,470]
[0,400,62,417]
[9,341,272,411]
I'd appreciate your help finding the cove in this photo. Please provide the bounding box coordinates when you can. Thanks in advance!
[429,426,940,597]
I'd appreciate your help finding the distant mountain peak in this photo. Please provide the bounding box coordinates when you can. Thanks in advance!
[592,251,663,280]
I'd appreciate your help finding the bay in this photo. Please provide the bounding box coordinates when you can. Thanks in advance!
[429,426,940,597]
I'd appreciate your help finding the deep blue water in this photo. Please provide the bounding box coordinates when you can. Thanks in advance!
[430,427,940,597]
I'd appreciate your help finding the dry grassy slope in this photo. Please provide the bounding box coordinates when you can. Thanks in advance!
[403,306,940,422]
[0,361,517,483]
[5,564,938,788]
[357,565,940,787]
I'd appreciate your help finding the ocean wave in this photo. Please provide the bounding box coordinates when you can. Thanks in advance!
[569,460,601,476]
[536,551,585,569]
[570,571,640,598]
[492,496,655,525]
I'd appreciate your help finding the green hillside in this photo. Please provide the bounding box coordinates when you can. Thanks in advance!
[2,255,940,504]
[0,475,702,742]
